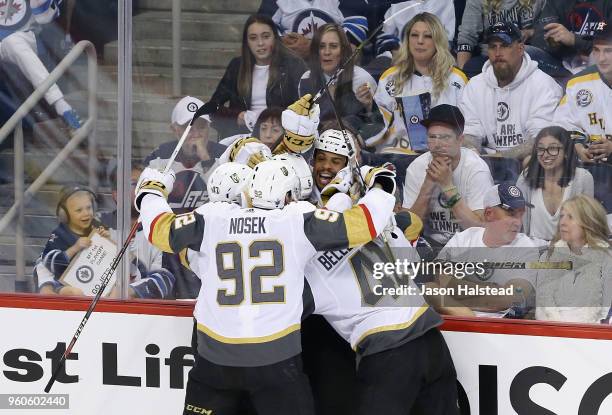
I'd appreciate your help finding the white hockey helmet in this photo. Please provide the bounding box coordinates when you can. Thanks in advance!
[207,162,253,204]
[315,129,353,158]
[272,153,313,200]
[248,160,301,209]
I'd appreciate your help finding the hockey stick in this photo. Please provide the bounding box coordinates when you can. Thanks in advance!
[312,0,426,105]
[44,101,218,393]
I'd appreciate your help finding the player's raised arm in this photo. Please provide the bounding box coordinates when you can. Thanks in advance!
[303,167,396,251]
[135,167,206,253]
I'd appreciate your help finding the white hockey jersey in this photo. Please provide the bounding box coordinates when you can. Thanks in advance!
[140,189,395,367]
[381,1,456,43]
[554,67,612,143]
[305,227,442,357]
[272,0,344,38]
[0,0,59,40]
[369,65,467,152]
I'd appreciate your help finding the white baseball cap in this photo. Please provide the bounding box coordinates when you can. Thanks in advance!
[171,96,211,125]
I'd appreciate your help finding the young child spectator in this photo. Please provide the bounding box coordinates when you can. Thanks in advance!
[35,182,175,299]
[369,13,467,153]
[145,96,226,299]
[536,195,612,324]
[531,1,612,75]
[299,23,377,136]
[0,0,82,129]
[402,105,494,248]
[209,14,306,138]
[516,126,594,242]
[553,22,612,163]
[219,107,284,150]
[456,0,544,78]
[459,21,562,161]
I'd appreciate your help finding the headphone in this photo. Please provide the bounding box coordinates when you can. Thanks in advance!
[56,185,98,224]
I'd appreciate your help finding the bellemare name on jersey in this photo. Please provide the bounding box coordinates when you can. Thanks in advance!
[229,217,267,234]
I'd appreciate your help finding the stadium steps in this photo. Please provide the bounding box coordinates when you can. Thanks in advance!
[132,11,249,43]
[104,40,241,69]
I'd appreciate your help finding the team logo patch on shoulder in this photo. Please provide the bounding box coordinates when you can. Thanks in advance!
[230,173,240,183]
[508,186,520,197]
[576,89,593,107]
[410,115,420,124]
[0,0,29,29]
[385,78,396,97]
[451,81,462,89]
[496,102,510,122]
[280,166,289,176]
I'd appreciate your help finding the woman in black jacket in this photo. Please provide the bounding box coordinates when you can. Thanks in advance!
[210,14,307,139]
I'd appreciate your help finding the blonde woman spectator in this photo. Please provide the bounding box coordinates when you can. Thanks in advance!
[536,195,612,324]
[369,13,467,153]
[516,126,594,242]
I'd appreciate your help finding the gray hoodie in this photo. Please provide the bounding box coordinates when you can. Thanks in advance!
[457,0,544,55]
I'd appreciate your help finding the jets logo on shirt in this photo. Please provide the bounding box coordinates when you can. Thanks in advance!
[76,265,94,283]
[0,0,30,30]
[576,89,593,107]
[292,9,335,38]
[496,102,510,122]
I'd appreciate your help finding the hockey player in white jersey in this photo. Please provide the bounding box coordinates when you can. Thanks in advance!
[135,152,396,414]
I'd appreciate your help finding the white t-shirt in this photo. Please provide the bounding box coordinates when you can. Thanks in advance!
[402,148,494,245]
[245,64,270,131]
[438,227,540,287]
[516,168,594,241]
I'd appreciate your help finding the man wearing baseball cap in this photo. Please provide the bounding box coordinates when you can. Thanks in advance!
[144,96,226,299]
[459,21,562,160]
[402,104,494,249]
[554,21,612,164]
[432,182,541,316]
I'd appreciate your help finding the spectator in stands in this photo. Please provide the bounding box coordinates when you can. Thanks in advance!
[456,0,545,78]
[460,21,562,161]
[369,13,467,153]
[299,23,378,137]
[219,107,284,150]
[536,195,612,324]
[402,104,494,248]
[36,181,175,298]
[553,22,612,163]
[209,14,306,138]
[516,126,594,242]
[531,1,612,76]
[145,96,226,299]
[0,0,82,129]
[257,0,369,60]
[432,182,540,316]
[380,1,456,46]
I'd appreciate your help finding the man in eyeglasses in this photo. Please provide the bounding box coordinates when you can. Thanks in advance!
[554,22,612,164]
[459,21,562,161]
[402,104,494,248]
[431,182,540,317]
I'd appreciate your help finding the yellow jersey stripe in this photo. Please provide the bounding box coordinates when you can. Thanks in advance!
[451,67,468,84]
[178,248,191,271]
[566,72,600,88]
[149,212,175,253]
[197,322,301,344]
[352,305,430,350]
[559,95,567,105]
[380,65,398,82]
[344,205,376,247]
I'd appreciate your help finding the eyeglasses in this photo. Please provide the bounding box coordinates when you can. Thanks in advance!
[536,146,563,156]
[427,133,455,142]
